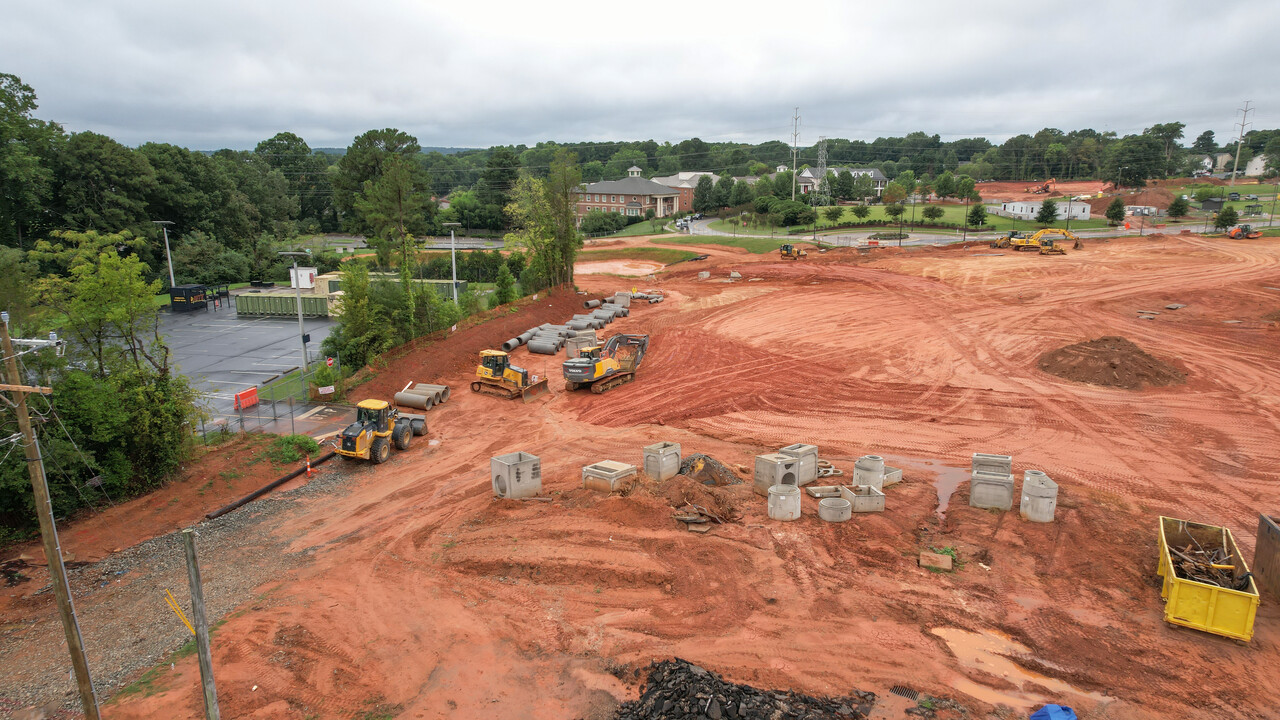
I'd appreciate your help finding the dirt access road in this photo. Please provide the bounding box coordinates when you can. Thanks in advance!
[8,232,1280,719]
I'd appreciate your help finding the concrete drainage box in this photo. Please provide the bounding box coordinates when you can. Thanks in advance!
[754,453,801,496]
[491,452,542,499]
[970,471,1014,511]
[778,444,818,485]
[643,442,681,481]
[1019,470,1058,522]
[840,485,886,513]
[582,460,637,492]
[972,453,1013,476]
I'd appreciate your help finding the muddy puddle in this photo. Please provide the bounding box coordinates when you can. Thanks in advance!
[880,456,969,518]
[932,627,1110,711]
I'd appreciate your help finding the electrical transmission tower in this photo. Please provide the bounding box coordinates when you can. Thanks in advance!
[815,136,829,206]
[1229,100,1253,188]
[791,107,801,200]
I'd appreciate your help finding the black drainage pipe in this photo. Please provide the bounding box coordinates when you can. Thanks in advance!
[206,451,337,520]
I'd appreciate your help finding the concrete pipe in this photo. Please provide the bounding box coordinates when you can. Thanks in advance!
[818,497,852,523]
[518,330,537,343]
[394,391,432,410]
[584,299,602,309]
[571,329,597,338]
[527,339,560,355]
[414,384,450,403]
[568,320,593,331]
[501,337,523,352]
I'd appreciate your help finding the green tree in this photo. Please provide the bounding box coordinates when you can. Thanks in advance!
[693,175,715,212]
[55,131,157,233]
[1191,130,1217,155]
[1035,198,1059,225]
[967,203,987,227]
[546,149,583,285]
[1104,134,1163,187]
[833,170,855,201]
[333,128,422,232]
[729,180,753,206]
[354,153,430,329]
[934,171,956,199]
[1264,136,1280,174]
[884,203,905,221]
[711,176,733,209]
[1105,197,1126,225]
[1167,197,1190,218]
[881,181,907,205]
[0,73,62,249]
[851,205,871,220]
[1214,207,1239,231]
[921,206,944,222]
[822,206,844,224]
[321,260,395,370]
[477,147,521,217]
[494,263,516,304]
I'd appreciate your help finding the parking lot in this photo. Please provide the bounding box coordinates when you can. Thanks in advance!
[160,301,335,417]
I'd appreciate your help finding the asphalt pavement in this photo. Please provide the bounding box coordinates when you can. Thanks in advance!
[160,300,335,417]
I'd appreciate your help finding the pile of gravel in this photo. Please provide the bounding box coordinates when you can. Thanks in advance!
[612,658,876,720]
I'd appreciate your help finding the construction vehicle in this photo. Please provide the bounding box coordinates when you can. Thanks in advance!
[992,228,1075,255]
[1025,178,1056,194]
[1227,224,1263,239]
[779,243,808,260]
[336,399,426,463]
[563,334,650,394]
[471,349,550,401]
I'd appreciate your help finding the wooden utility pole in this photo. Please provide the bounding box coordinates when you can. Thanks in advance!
[0,316,100,719]
[182,529,220,719]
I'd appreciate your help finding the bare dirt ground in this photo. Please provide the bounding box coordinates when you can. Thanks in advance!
[6,232,1280,719]
[976,180,1109,202]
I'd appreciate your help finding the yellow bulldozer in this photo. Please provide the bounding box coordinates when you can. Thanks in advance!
[470,349,550,402]
[336,399,426,464]
[779,243,808,260]
[990,228,1076,255]
[563,334,650,394]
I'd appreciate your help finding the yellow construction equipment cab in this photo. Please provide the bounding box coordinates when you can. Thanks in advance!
[563,334,650,394]
[779,243,808,260]
[471,349,550,402]
[1227,225,1263,239]
[336,399,425,463]
[993,228,1074,255]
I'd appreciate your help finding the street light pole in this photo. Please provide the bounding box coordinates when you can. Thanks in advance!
[279,251,310,381]
[442,222,461,305]
[152,220,176,288]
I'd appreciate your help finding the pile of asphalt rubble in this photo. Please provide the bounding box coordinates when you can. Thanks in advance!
[611,659,876,720]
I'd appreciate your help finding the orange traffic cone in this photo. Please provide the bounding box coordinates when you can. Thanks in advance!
[306,455,312,478]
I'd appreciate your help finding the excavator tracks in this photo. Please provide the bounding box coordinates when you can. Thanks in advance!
[589,372,635,394]
[470,381,519,399]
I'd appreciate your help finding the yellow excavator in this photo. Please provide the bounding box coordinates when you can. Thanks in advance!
[335,399,426,463]
[471,349,550,402]
[991,228,1075,255]
[563,334,650,394]
[779,243,808,260]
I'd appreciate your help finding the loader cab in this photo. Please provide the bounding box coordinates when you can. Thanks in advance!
[354,399,390,430]
[480,351,510,376]
[579,346,603,361]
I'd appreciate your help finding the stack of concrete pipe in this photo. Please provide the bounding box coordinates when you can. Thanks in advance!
[394,383,451,410]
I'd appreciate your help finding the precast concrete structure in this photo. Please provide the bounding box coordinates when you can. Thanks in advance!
[582,460,637,492]
[818,497,853,522]
[970,471,1015,511]
[754,453,801,496]
[491,452,542,499]
[854,455,886,490]
[1019,470,1058,522]
[643,441,681,481]
[972,453,1013,476]
[779,444,818,485]
[767,484,802,521]
[840,484,886,513]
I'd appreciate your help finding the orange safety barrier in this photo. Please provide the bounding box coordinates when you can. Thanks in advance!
[234,387,259,411]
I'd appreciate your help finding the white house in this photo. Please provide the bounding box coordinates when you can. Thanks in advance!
[999,200,1091,221]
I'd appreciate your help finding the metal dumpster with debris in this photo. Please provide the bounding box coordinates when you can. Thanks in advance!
[1157,516,1259,642]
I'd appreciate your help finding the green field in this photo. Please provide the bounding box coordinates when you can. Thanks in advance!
[603,221,672,237]
[578,247,699,264]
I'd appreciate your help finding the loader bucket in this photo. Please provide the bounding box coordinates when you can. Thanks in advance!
[522,377,551,403]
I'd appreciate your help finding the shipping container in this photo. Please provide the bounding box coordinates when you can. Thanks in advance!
[1157,516,1258,642]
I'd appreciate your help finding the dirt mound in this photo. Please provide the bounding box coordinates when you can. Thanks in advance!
[1038,336,1185,389]
[613,658,876,719]
[636,474,743,522]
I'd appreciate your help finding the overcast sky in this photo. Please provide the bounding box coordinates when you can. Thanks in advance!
[4,1,1278,152]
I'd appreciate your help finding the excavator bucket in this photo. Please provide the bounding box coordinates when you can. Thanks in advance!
[521,376,550,402]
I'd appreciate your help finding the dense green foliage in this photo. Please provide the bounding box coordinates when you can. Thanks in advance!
[1105,197,1127,225]
[1035,198,1059,226]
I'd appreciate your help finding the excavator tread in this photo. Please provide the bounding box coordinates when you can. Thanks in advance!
[470,380,520,399]
[589,372,635,394]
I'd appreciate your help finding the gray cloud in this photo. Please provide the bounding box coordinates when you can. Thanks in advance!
[3,0,1277,151]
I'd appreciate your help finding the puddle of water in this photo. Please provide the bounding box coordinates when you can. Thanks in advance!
[932,627,1110,710]
[882,456,969,517]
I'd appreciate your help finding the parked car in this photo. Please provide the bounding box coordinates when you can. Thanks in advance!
[1246,194,1259,201]
[691,213,704,220]
[1229,192,1241,201]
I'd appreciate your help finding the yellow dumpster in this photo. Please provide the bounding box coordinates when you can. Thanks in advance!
[1158,517,1258,642]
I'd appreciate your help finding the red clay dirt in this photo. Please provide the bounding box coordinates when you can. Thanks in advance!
[8,232,1280,719]
[1037,336,1187,390]
[975,179,1108,202]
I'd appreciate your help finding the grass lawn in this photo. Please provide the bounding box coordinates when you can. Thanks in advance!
[604,222,672,237]
[578,247,699,264]
[650,236,790,254]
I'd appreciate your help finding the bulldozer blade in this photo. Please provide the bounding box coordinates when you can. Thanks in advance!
[522,378,551,403]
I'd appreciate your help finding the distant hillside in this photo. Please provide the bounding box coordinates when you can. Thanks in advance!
[313,146,476,156]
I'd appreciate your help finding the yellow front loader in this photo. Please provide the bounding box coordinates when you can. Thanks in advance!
[336,399,426,464]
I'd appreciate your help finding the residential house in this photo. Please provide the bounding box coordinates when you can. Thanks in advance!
[785,166,889,197]
[650,170,721,213]
[1212,152,1268,176]
[574,166,680,221]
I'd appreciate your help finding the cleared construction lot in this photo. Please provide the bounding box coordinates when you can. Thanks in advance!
[4,232,1280,719]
